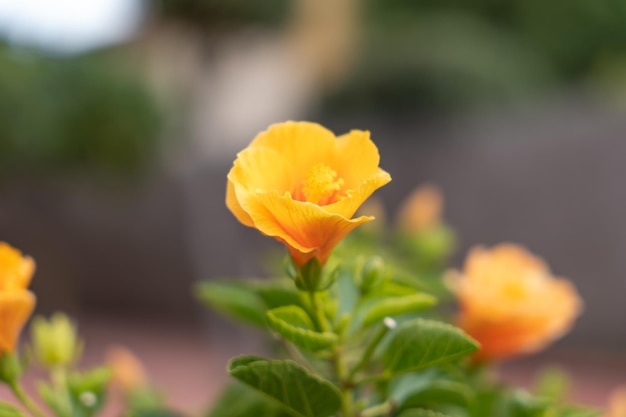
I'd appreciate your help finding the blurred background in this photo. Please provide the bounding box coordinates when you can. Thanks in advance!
[1,0,626,410]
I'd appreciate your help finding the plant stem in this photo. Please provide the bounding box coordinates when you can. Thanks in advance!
[309,291,330,332]
[51,366,73,417]
[348,324,389,381]
[333,349,354,417]
[308,291,355,415]
[9,381,47,417]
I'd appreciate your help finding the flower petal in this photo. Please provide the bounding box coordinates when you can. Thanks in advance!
[226,180,254,227]
[0,243,35,291]
[333,130,384,189]
[0,290,35,354]
[249,121,337,186]
[238,190,373,264]
[324,170,391,218]
[229,146,293,193]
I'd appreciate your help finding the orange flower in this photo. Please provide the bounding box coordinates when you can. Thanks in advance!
[604,387,626,417]
[397,183,443,233]
[0,243,36,355]
[226,121,391,266]
[450,243,582,361]
[107,346,148,392]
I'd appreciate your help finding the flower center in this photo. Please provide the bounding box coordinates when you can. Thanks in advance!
[301,163,344,205]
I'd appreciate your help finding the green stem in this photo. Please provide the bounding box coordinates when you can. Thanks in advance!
[360,401,393,417]
[348,324,389,381]
[9,381,47,417]
[51,366,72,417]
[309,291,330,332]
[307,290,353,415]
[333,350,354,417]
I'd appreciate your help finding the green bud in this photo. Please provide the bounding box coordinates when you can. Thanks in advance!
[0,352,23,383]
[31,313,82,368]
[359,256,388,293]
[293,258,323,291]
[402,225,455,269]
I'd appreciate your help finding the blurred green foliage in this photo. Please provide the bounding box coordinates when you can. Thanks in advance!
[326,0,626,113]
[0,44,162,179]
[151,0,626,114]
[156,0,291,31]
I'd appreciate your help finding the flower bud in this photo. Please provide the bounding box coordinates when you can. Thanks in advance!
[31,313,82,368]
[359,256,388,293]
[397,184,443,234]
[0,352,23,383]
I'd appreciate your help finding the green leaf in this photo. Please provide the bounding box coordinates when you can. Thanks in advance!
[335,269,360,318]
[360,293,437,327]
[67,366,112,417]
[266,306,337,351]
[392,372,473,411]
[196,281,267,327]
[383,319,479,376]
[511,390,549,417]
[255,280,304,310]
[0,403,28,417]
[397,409,453,417]
[205,382,292,417]
[228,356,342,417]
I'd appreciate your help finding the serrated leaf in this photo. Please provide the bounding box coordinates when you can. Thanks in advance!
[0,403,28,417]
[266,306,337,352]
[398,409,453,417]
[205,382,292,417]
[196,281,267,327]
[228,356,342,417]
[383,319,479,376]
[361,293,437,327]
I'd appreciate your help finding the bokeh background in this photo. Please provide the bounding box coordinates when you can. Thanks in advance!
[1,0,626,411]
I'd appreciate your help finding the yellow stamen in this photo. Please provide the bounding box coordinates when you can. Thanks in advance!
[301,163,344,205]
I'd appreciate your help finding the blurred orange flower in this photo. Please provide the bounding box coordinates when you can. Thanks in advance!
[450,243,582,361]
[397,183,443,233]
[604,386,626,417]
[226,121,391,266]
[0,243,36,354]
[107,346,148,392]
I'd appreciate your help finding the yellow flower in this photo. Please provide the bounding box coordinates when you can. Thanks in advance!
[449,243,582,361]
[397,183,443,233]
[226,121,391,266]
[0,243,36,355]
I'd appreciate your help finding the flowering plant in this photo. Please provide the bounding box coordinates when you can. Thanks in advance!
[0,121,600,417]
